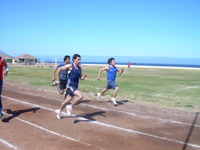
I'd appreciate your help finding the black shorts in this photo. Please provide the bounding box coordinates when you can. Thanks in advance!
[66,86,78,96]
[60,79,67,90]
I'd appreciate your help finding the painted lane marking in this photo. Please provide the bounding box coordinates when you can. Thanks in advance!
[80,104,200,127]
[0,138,17,150]
[180,85,200,90]
[2,95,200,149]
[3,88,200,128]
[2,114,92,148]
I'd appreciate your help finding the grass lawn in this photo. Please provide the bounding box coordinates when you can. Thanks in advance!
[4,65,200,111]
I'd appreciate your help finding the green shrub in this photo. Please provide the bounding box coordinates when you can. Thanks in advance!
[6,59,12,63]
[28,59,33,62]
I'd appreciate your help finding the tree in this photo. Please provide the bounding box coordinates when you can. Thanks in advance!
[6,59,12,63]
[28,59,33,62]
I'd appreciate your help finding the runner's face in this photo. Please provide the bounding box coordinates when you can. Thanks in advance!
[65,58,70,64]
[111,60,115,66]
[74,57,81,65]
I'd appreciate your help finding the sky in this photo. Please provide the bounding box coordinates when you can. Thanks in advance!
[0,0,200,61]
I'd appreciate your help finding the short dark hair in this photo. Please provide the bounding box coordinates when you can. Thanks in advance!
[73,54,81,62]
[64,55,70,61]
[108,58,115,64]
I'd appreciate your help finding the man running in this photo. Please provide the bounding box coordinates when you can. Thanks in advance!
[97,58,124,105]
[0,56,9,122]
[52,55,70,95]
[55,54,88,119]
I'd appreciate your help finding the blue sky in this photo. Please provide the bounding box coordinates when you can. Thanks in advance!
[0,0,200,60]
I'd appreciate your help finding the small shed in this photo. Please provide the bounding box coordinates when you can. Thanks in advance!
[13,54,38,64]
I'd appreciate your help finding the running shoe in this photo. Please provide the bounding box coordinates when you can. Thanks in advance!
[97,93,101,100]
[55,109,61,119]
[52,82,57,86]
[66,105,72,116]
[0,113,5,121]
[111,98,117,105]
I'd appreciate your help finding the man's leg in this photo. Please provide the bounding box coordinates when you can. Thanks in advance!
[112,86,119,105]
[0,80,3,114]
[60,95,73,112]
[70,90,84,107]
[59,89,64,95]
[0,80,5,121]
[100,88,109,95]
[55,94,73,119]
[97,88,109,100]
[58,80,66,95]
[64,90,83,116]
[113,86,119,98]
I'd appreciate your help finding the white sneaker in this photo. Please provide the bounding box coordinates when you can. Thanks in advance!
[65,105,69,113]
[0,113,5,121]
[112,98,117,105]
[52,82,57,86]
[55,109,61,119]
[67,105,72,116]
[97,93,101,100]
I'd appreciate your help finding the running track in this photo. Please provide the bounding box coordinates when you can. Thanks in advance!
[0,83,200,150]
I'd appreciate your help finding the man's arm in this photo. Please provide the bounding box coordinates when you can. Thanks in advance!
[57,64,72,81]
[52,67,57,81]
[97,67,109,80]
[79,66,88,80]
[2,58,9,76]
[117,68,124,75]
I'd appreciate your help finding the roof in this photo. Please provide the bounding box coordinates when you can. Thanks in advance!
[0,54,12,59]
[14,54,37,59]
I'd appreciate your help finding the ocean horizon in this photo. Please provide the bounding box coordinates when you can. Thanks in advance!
[37,55,200,68]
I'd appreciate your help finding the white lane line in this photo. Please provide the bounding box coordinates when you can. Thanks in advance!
[81,104,200,127]
[4,88,62,101]
[2,95,200,149]
[2,114,92,147]
[180,85,200,90]
[3,112,92,147]
[4,88,200,128]
[0,138,17,150]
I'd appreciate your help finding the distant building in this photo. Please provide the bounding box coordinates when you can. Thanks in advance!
[13,54,38,64]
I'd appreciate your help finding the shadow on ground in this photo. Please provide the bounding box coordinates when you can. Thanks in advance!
[74,111,106,123]
[75,100,91,105]
[105,99,132,106]
[3,107,40,122]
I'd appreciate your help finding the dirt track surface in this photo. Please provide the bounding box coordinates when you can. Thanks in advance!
[1,83,200,150]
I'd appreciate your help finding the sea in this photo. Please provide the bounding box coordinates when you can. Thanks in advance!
[82,62,200,68]
[38,56,200,68]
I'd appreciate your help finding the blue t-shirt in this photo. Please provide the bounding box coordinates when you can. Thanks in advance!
[67,64,81,89]
[107,66,117,82]
[57,62,68,80]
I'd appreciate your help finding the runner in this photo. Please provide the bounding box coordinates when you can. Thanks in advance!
[97,58,124,105]
[0,56,9,122]
[52,55,70,95]
[128,62,131,68]
[55,54,88,119]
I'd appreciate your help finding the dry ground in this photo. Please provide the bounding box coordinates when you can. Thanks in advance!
[0,81,200,150]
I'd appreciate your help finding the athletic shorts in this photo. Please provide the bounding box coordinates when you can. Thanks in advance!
[106,80,118,89]
[66,86,78,96]
[60,79,67,90]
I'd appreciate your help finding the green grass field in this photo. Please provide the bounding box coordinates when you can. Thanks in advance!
[4,65,200,111]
